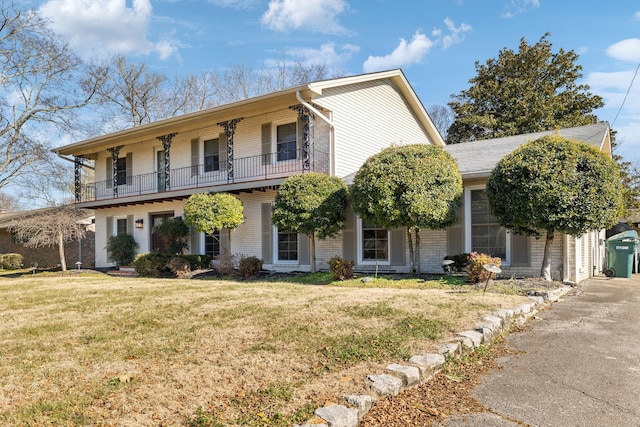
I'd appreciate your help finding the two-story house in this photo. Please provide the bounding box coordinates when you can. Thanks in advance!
[55,69,611,282]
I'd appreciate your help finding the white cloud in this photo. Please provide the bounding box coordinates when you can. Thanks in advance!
[362,18,471,73]
[261,0,349,34]
[501,0,540,18]
[363,32,433,73]
[634,11,640,21]
[39,0,180,60]
[265,42,358,69]
[441,18,472,49]
[606,38,640,62]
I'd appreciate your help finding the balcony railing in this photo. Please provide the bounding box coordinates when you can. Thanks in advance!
[78,149,330,203]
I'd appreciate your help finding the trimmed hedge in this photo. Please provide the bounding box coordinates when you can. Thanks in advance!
[1,253,24,270]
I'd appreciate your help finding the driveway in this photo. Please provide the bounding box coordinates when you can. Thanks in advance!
[443,275,640,426]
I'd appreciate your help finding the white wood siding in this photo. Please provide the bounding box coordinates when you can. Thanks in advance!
[313,78,435,178]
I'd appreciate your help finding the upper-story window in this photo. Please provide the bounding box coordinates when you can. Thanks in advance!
[204,138,220,172]
[276,122,297,162]
[115,157,127,186]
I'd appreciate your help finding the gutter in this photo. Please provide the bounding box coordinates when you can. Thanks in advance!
[54,150,95,170]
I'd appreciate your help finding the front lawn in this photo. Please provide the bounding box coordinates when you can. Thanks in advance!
[0,274,531,426]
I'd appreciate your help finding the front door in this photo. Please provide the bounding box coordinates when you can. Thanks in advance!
[151,212,174,253]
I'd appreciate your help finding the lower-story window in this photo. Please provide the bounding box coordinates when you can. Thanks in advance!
[277,231,298,261]
[204,231,221,258]
[468,188,507,260]
[116,217,128,236]
[361,220,389,262]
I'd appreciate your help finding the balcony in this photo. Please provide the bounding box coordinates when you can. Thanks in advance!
[78,149,330,204]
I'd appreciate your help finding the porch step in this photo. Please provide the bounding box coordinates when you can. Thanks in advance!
[107,266,138,277]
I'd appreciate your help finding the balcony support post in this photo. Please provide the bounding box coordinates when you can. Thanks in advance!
[291,104,314,171]
[74,156,85,202]
[217,118,243,182]
[156,133,177,191]
[107,145,124,197]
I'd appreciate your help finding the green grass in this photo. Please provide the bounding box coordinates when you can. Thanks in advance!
[0,275,530,426]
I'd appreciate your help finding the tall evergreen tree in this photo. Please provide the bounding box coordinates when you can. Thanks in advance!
[447,34,603,143]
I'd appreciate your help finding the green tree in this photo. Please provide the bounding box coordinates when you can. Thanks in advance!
[272,172,348,272]
[447,33,603,143]
[183,193,245,253]
[153,217,190,255]
[351,145,463,273]
[486,135,623,280]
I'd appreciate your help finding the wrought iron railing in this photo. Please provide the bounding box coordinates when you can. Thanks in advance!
[78,149,330,203]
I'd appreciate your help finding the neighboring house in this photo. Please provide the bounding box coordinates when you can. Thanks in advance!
[54,69,612,282]
[0,207,95,269]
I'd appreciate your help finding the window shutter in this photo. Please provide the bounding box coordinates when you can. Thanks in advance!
[127,215,134,235]
[261,123,272,165]
[125,153,132,185]
[220,228,230,255]
[106,216,113,262]
[342,206,356,262]
[298,233,310,265]
[191,138,199,176]
[219,132,228,172]
[190,226,200,254]
[261,203,273,263]
[447,204,465,256]
[390,228,406,266]
[106,158,113,189]
[511,233,530,266]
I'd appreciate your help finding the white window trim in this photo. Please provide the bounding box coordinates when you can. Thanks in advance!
[356,217,390,266]
[464,185,511,266]
[272,119,298,164]
[272,225,299,265]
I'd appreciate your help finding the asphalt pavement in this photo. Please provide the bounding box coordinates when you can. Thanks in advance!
[440,274,640,427]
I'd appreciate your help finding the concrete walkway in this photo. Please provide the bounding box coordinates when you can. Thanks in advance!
[444,275,640,426]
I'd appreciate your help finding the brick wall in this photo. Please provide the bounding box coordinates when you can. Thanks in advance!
[0,229,95,269]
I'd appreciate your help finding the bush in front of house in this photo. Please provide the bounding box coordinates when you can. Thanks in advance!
[134,253,170,277]
[1,253,24,270]
[215,253,237,276]
[466,251,501,284]
[168,256,191,278]
[238,255,263,278]
[180,254,213,271]
[106,234,138,266]
[327,256,354,281]
[443,253,470,273]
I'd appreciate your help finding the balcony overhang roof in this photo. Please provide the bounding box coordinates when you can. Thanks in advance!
[55,69,444,158]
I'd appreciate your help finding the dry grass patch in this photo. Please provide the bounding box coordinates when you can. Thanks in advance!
[0,275,531,426]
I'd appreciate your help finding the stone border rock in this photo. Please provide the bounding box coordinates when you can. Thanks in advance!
[293,285,573,427]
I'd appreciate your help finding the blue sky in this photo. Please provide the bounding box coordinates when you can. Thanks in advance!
[30,0,640,164]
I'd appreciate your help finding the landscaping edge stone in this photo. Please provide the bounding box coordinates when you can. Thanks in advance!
[293,285,574,427]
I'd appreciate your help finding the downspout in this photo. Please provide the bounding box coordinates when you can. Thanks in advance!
[563,234,571,283]
[296,91,335,128]
[296,91,336,176]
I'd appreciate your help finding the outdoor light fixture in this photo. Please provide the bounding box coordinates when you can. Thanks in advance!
[135,218,144,228]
